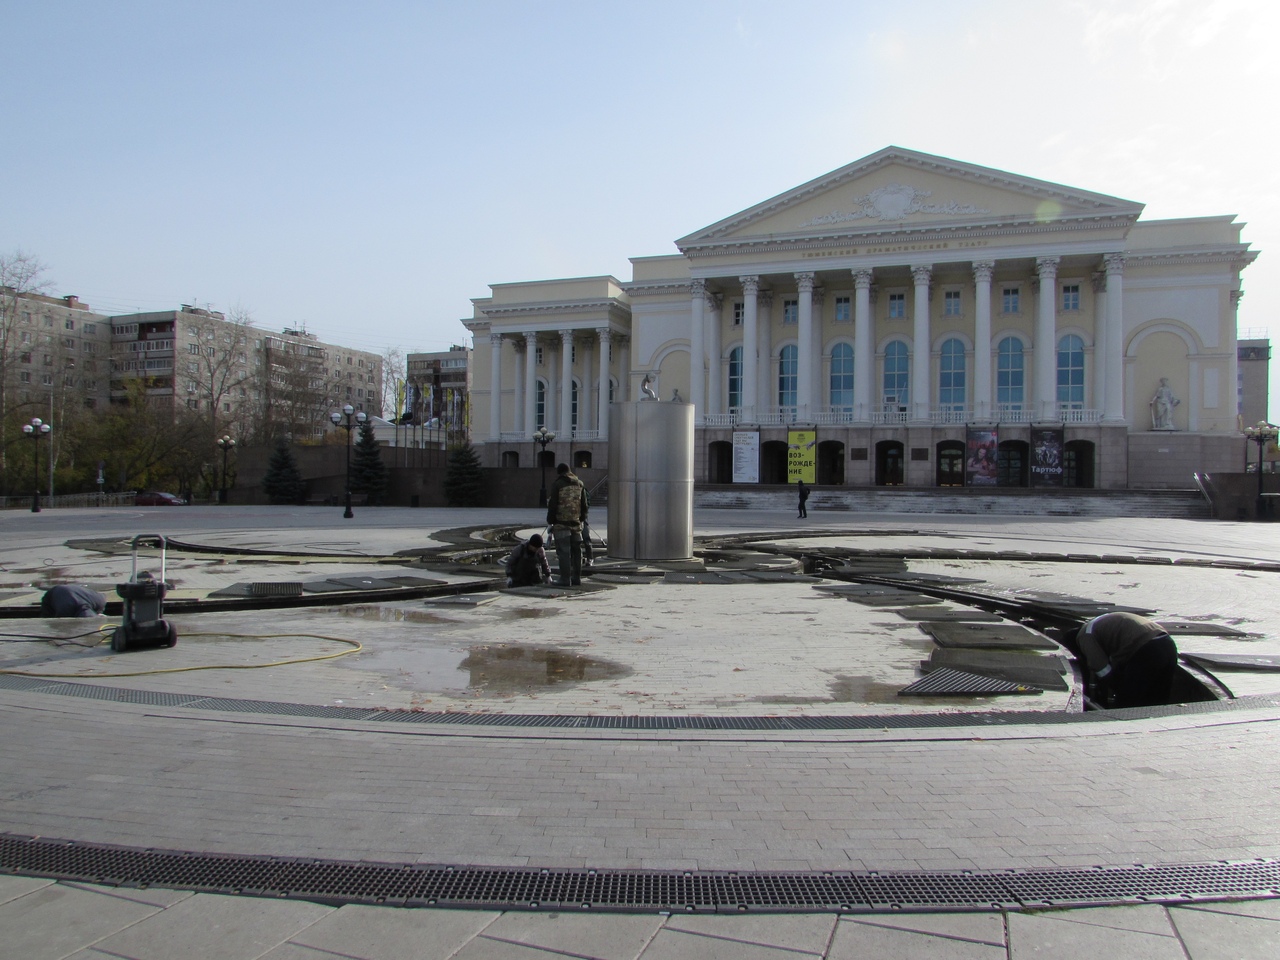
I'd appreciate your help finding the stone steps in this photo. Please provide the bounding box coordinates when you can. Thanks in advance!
[695,486,1212,519]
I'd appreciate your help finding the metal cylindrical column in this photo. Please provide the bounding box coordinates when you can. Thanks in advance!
[607,402,694,560]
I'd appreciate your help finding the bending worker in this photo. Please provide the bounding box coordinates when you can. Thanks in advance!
[1076,611,1178,708]
[504,533,552,588]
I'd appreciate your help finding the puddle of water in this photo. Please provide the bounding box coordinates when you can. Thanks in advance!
[500,607,561,620]
[351,642,631,696]
[462,644,631,694]
[827,675,903,704]
[333,605,453,624]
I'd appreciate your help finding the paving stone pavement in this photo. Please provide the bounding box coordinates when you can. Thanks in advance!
[3,506,1280,958]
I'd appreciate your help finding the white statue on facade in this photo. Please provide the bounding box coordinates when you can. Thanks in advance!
[1150,378,1180,430]
[640,373,658,401]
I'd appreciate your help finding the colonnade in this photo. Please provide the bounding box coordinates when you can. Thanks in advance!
[488,327,627,441]
[686,256,1127,426]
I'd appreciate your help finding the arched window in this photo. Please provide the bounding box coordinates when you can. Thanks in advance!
[883,341,909,408]
[728,347,743,411]
[778,345,798,408]
[1057,334,1085,408]
[939,338,966,413]
[536,380,546,429]
[997,337,1024,412]
[830,343,854,410]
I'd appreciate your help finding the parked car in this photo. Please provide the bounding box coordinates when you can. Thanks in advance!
[135,492,186,506]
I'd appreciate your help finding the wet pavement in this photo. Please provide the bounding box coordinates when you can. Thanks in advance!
[3,505,1280,958]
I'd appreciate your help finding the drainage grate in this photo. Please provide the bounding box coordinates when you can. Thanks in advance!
[3,835,1277,914]
[898,668,1042,697]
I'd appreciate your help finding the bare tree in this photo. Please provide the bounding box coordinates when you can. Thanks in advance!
[0,251,51,489]
[179,305,256,444]
[382,346,405,420]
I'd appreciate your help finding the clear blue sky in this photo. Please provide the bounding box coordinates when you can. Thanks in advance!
[3,0,1276,406]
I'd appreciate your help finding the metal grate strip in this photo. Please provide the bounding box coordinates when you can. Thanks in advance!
[3,835,1277,914]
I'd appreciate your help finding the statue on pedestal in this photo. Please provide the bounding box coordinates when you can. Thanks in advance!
[1150,377,1180,430]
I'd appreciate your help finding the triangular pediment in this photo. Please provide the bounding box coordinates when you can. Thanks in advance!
[677,147,1144,250]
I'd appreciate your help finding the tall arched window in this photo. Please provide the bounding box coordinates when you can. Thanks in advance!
[778,345,798,408]
[1057,334,1085,409]
[939,338,966,413]
[571,380,579,430]
[536,380,547,429]
[883,341,909,407]
[997,337,1024,412]
[728,347,743,411]
[830,343,854,410]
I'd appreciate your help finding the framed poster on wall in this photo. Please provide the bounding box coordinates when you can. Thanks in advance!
[787,430,816,484]
[965,427,998,486]
[1031,427,1064,487]
[732,431,759,484]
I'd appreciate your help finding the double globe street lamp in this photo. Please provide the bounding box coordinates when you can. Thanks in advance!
[330,404,367,519]
[22,417,51,513]
[216,435,236,504]
[1244,420,1279,520]
[533,426,556,506]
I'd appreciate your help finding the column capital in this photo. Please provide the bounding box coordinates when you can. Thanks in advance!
[595,326,612,342]
[1230,288,1245,309]
[1104,253,1126,276]
[558,328,574,342]
[911,264,933,286]
[853,269,873,290]
[794,271,815,293]
[690,278,706,297]
[739,275,759,296]
[1035,256,1060,277]
[489,331,504,345]
[971,260,995,283]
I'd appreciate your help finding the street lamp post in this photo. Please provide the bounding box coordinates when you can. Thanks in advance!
[216,435,236,504]
[330,404,367,519]
[22,417,50,513]
[533,426,556,506]
[1244,420,1278,520]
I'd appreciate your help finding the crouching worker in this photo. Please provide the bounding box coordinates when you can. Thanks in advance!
[1076,611,1178,708]
[505,533,552,588]
[41,584,107,618]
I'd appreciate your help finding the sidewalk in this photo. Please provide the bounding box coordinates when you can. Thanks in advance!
[2,507,1279,958]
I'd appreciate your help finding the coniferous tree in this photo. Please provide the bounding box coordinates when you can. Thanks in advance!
[443,441,484,507]
[261,439,306,505]
[350,420,388,505]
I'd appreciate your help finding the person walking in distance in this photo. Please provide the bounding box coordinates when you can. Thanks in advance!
[797,480,810,518]
[546,463,589,586]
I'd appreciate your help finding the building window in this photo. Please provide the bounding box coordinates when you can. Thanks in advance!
[43,316,53,328]
[64,319,75,330]
[19,352,30,364]
[883,341,909,407]
[535,345,543,365]
[188,344,199,354]
[571,380,579,430]
[944,290,962,316]
[42,354,51,366]
[1002,287,1020,314]
[778,345,798,406]
[939,338,966,410]
[41,373,52,386]
[1062,284,1080,311]
[20,331,30,344]
[536,380,546,429]
[84,323,96,334]
[997,337,1025,408]
[62,337,75,349]
[782,300,798,325]
[733,302,744,326]
[19,372,30,383]
[834,297,851,322]
[1057,334,1085,407]
[830,343,854,408]
[728,346,743,410]
[888,292,906,319]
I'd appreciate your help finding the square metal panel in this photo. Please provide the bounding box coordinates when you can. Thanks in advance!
[925,622,1058,650]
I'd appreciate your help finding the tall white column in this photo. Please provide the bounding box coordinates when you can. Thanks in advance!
[581,334,593,432]
[513,340,526,435]
[596,328,611,440]
[523,331,538,432]
[689,279,706,422]
[559,329,574,437]
[1103,254,1126,422]
[853,269,873,421]
[911,265,932,420]
[795,272,815,419]
[707,293,723,418]
[619,338,631,402]
[811,283,825,413]
[1035,257,1060,419]
[488,332,503,440]
[972,261,994,419]
[740,276,759,421]
[1092,271,1107,413]
[757,291,773,416]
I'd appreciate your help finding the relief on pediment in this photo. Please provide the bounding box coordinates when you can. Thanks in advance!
[800,183,989,227]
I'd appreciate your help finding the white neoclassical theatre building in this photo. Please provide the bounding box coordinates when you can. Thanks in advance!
[464,147,1260,490]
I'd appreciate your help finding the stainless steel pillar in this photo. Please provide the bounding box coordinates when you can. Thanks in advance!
[607,401,693,560]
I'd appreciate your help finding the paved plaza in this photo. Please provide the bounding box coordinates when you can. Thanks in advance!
[2,505,1280,958]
